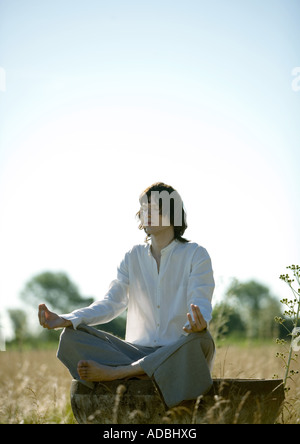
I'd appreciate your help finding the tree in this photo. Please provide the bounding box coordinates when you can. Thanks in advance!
[226,279,281,339]
[211,302,246,341]
[8,309,28,349]
[21,271,94,314]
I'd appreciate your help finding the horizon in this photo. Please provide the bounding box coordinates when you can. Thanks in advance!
[0,0,299,340]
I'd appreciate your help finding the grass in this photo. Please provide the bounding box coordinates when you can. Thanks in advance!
[212,343,300,424]
[0,342,299,424]
[0,349,75,424]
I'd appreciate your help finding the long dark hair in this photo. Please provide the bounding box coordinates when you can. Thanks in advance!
[137,182,189,243]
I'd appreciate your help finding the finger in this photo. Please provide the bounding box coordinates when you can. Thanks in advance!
[192,304,207,331]
[182,326,192,333]
[190,305,202,330]
[187,312,196,330]
[191,305,203,328]
[195,305,204,322]
[191,305,200,329]
[192,304,205,324]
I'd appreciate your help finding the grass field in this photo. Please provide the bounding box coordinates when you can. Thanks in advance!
[0,343,299,424]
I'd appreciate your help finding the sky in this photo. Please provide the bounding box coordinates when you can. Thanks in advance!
[0,0,299,339]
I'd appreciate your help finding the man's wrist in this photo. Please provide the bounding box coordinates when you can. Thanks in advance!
[61,317,72,328]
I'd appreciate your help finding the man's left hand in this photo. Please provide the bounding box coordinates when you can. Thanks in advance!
[183,304,207,333]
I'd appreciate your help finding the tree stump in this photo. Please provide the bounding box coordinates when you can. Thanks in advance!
[70,378,284,424]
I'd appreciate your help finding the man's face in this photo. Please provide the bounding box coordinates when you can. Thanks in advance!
[139,196,171,233]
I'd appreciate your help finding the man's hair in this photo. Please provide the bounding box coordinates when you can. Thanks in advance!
[137,182,189,243]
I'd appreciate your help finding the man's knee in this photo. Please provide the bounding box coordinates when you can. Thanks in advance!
[189,331,215,365]
[57,326,76,359]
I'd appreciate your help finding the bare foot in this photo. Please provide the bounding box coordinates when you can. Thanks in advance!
[77,360,119,382]
[77,360,147,382]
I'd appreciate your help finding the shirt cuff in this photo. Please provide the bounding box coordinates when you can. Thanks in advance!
[60,313,81,330]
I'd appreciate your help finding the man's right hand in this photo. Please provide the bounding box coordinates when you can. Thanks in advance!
[38,304,72,330]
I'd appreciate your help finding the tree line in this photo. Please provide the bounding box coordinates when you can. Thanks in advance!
[5,271,289,349]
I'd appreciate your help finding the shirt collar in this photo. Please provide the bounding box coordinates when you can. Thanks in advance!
[147,239,178,256]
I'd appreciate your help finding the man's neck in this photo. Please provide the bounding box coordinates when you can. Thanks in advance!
[150,227,175,258]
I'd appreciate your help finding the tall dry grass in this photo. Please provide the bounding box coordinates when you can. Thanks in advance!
[0,344,299,424]
[0,349,75,424]
[212,344,300,424]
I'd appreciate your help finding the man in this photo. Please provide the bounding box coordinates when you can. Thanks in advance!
[38,182,215,408]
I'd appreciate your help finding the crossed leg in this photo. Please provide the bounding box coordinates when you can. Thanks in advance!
[77,360,145,382]
[58,325,215,408]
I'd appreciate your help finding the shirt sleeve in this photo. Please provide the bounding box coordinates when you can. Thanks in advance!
[183,246,215,330]
[60,253,129,329]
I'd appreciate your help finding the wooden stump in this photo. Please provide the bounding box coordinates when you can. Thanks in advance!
[70,378,284,424]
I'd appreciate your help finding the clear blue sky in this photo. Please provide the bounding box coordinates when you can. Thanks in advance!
[0,0,299,338]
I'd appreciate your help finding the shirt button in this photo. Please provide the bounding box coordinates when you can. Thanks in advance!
[157,305,160,309]
[157,323,160,327]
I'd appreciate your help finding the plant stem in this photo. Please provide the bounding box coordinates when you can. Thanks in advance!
[279,266,300,390]
[283,345,293,388]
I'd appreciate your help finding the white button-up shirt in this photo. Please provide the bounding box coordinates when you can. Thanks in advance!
[62,240,214,347]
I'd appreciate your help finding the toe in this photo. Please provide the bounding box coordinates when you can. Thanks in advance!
[78,360,88,368]
[77,361,88,378]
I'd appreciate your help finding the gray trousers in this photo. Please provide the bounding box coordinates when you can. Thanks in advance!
[57,324,215,408]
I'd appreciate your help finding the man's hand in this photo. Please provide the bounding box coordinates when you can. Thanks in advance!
[38,304,72,330]
[183,304,207,334]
